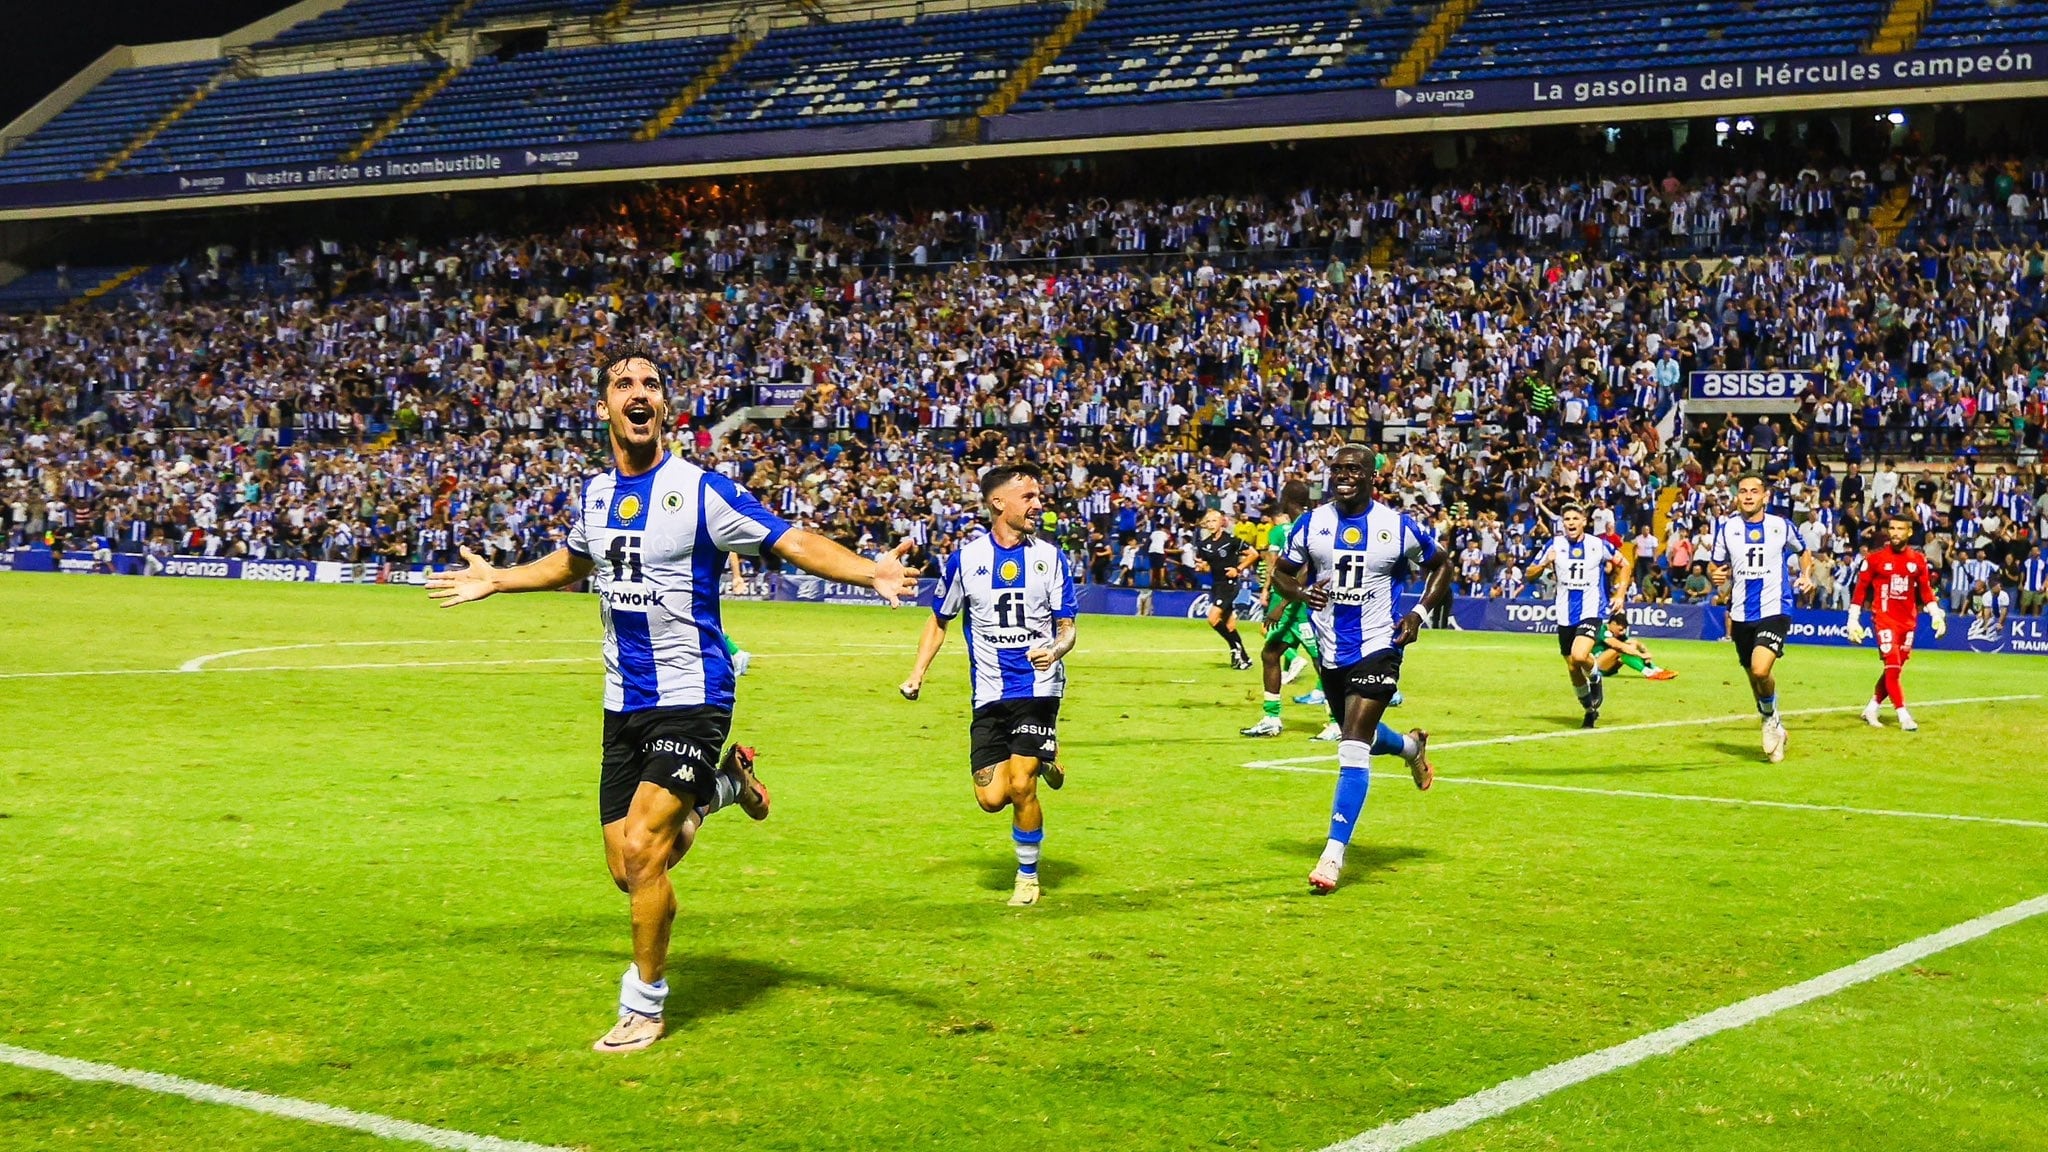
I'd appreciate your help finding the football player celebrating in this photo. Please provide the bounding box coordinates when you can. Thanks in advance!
[427,350,917,1054]
[1849,514,1947,731]
[1274,445,1453,895]
[1709,473,1816,763]
[1523,503,1628,727]
[899,463,1078,907]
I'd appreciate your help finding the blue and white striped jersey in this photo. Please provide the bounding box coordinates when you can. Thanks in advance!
[566,453,790,713]
[1282,500,1440,668]
[1709,512,1805,622]
[1542,533,1617,626]
[934,531,1077,709]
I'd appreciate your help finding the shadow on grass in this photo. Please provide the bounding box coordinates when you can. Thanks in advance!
[665,952,947,1027]
[976,856,1089,892]
[1267,840,1434,883]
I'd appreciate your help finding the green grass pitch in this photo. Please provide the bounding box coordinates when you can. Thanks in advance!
[3,572,2046,1151]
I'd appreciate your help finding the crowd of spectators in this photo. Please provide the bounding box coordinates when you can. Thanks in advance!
[4,150,2048,621]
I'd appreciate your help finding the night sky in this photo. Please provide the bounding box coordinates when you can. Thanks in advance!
[3,1,286,127]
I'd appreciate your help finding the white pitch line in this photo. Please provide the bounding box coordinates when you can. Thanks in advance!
[0,1043,570,1152]
[1320,890,2048,1152]
[1242,695,2044,769]
[1246,767,2048,831]
[178,638,588,672]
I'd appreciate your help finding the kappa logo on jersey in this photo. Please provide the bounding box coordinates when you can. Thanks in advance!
[662,491,682,512]
[617,494,642,522]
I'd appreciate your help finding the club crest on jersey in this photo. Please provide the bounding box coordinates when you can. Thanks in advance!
[662,491,682,512]
[999,560,1020,581]
[1378,530,1392,543]
[1341,526,1363,545]
[617,494,642,522]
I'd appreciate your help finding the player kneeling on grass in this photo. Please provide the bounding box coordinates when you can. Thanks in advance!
[1848,513,1946,731]
[1596,613,1677,680]
[1274,445,1453,895]
[899,463,1077,907]
[427,350,918,1054]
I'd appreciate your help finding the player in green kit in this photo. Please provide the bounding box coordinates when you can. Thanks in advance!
[1242,482,1321,736]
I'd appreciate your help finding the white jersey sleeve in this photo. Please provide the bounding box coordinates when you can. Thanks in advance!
[701,473,790,556]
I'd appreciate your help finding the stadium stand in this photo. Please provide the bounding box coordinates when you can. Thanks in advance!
[1920,0,2048,50]
[0,62,222,184]
[669,6,1065,134]
[116,63,444,175]
[369,36,733,155]
[1426,0,1890,81]
[263,0,466,48]
[458,0,618,25]
[1008,0,1422,112]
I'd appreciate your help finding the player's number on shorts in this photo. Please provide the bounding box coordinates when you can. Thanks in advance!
[605,535,645,583]
[993,589,1027,630]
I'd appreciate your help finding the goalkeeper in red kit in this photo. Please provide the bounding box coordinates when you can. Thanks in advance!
[1848,514,1947,731]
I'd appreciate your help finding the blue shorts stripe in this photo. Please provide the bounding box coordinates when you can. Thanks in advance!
[611,611,660,711]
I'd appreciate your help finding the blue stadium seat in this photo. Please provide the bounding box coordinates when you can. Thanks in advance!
[118,63,442,174]
[371,36,732,155]
[458,0,617,25]
[1427,0,1888,82]
[1920,0,2048,49]
[1011,0,1423,113]
[0,62,221,184]
[670,6,1064,135]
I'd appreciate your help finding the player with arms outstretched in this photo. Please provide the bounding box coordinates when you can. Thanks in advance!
[1274,445,1453,895]
[1243,481,1320,736]
[427,350,917,1053]
[1849,513,1947,730]
[899,463,1078,907]
[1523,503,1629,727]
[1709,473,1815,763]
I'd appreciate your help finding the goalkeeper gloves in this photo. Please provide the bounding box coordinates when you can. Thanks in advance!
[1845,612,1868,645]
[1928,604,1947,638]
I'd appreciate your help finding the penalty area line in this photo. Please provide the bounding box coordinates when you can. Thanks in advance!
[1318,890,2048,1151]
[1243,694,2044,769]
[0,1043,570,1152]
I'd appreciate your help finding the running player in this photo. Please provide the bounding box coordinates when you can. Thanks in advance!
[426,350,917,1053]
[1523,503,1628,727]
[1194,510,1258,670]
[1708,473,1816,763]
[1243,482,1319,736]
[898,463,1077,907]
[1274,444,1453,895]
[1595,613,1678,680]
[1849,513,1947,731]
